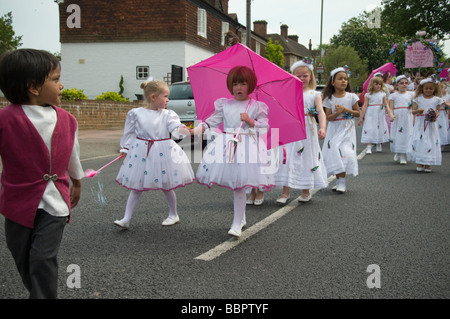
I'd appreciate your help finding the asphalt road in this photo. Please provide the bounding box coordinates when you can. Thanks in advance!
[0,126,449,304]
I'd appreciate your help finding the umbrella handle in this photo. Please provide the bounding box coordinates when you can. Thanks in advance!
[234,100,252,140]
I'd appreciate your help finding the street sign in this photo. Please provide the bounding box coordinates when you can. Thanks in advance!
[317,62,325,73]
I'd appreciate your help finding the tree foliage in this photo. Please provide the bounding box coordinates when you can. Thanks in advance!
[0,12,22,55]
[265,38,285,68]
[381,0,450,41]
[330,11,403,71]
[322,46,368,91]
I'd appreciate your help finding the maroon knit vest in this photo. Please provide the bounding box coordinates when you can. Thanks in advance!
[0,104,77,228]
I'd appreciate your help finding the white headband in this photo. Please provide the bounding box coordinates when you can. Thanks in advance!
[291,60,313,72]
[420,78,434,86]
[396,75,410,83]
[330,67,346,79]
[374,72,383,77]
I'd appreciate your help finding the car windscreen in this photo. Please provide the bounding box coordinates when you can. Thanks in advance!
[169,84,194,100]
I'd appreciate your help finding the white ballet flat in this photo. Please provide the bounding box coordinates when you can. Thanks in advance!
[298,194,311,202]
[162,216,180,226]
[114,220,130,229]
[276,195,290,205]
[228,228,241,237]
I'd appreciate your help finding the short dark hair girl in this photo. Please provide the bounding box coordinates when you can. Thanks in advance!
[322,68,352,100]
[0,49,60,104]
[226,65,258,95]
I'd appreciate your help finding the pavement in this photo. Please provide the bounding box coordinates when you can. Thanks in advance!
[78,128,124,161]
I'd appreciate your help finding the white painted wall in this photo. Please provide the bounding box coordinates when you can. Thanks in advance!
[60,41,214,100]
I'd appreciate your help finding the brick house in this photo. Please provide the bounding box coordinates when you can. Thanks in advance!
[257,23,317,72]
[58,0,267,100]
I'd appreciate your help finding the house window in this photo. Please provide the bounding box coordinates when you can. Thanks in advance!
[136,66,149,80]
[197,8,207,38]
[221,21,229,46]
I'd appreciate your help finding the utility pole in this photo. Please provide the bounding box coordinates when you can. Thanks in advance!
[320,0,323,62]
[246,0,251,48]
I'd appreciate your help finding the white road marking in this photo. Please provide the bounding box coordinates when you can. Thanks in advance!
[195,147,368,261]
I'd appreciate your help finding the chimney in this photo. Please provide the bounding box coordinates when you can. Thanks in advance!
[253,20,267,38]
[280,24,288,38]
[309,39,312,50]
[288,35,298,43]
[221,0,229,14]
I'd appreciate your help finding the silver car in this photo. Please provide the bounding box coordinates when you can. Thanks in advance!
[167,81,196,129]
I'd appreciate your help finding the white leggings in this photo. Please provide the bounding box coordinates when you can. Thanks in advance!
[231,188,247,230]
[121,190,177,223]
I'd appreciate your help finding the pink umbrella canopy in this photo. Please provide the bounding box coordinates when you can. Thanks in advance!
[438,68,449,81]
[187,43,306,149]
[363,62,398,92]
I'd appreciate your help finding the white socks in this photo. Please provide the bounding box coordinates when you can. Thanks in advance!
[120,189,178,223]
[231,188,247,231]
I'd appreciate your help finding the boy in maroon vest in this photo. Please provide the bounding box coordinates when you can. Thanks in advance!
[0,49,84,298]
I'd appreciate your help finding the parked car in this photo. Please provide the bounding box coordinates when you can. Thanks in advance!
[167,81,196,129]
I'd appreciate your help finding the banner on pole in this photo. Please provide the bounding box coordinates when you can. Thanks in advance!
[405,41,434,68]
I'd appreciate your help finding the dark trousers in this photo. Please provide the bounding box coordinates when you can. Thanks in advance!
[5,209,67,299]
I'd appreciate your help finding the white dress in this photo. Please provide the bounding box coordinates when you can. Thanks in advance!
[361,91,390,144]
[275,90,328,189]
[389,91,414,153]
[322,93,359,177]
[436,94,449,145]
[115,107,195,191]
[196,98,275,191]
[407,95,443,165]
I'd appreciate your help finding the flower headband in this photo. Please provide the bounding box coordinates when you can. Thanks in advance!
[396,75,410,83]
[330,66,349,80]
[420,78,436,85]
[291,57,313,72]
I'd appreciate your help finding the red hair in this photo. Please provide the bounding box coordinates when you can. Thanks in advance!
[226,66,257,94]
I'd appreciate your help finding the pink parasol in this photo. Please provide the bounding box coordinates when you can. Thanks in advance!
[438,68,449,81]
[187,43,306,149]
[363,62,398,92]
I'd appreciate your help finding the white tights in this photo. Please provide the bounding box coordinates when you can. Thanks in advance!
[231,188,247,231]
[120,190,177,223]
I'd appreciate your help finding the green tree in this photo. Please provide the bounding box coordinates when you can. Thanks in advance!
[0,12,22,55]
[322,46,368,91]
[330,11,403,71]
[382,0,450,41]
[265,38,284,68]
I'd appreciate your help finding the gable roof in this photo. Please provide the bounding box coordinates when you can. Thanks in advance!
[267,33,312,58]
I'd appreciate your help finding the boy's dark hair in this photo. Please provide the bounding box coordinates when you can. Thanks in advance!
[0,49,60,104]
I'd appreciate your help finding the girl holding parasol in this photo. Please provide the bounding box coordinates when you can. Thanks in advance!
[190,66,275,237]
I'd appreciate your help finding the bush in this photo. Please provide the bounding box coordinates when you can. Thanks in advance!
[61,88,87,101]
[95,91,128,102]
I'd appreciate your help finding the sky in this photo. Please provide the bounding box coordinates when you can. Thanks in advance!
[2,0,449,56]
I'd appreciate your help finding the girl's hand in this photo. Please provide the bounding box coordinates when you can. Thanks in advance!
[357,118,363,126]
[119,152,127,159]
[389,114,395,122]
[240,113,255,127]
[318,128,326,140]
[335,104,345,114]
[417,108,424,114]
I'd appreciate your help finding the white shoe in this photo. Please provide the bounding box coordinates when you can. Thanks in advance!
[162,215,179,226]
[276,195,290,205]
[366,146,372,154]
[298,193,311,202]
[254,195,264,206]
[424,167,432,173]
[376,144,382,152]
[416,165,424,172]
[400,155,407,165]
[394,153,399,162]
[246,199,254,205]
[336,180,346,193]
[228,228,241,237]
[114,220,130,229]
